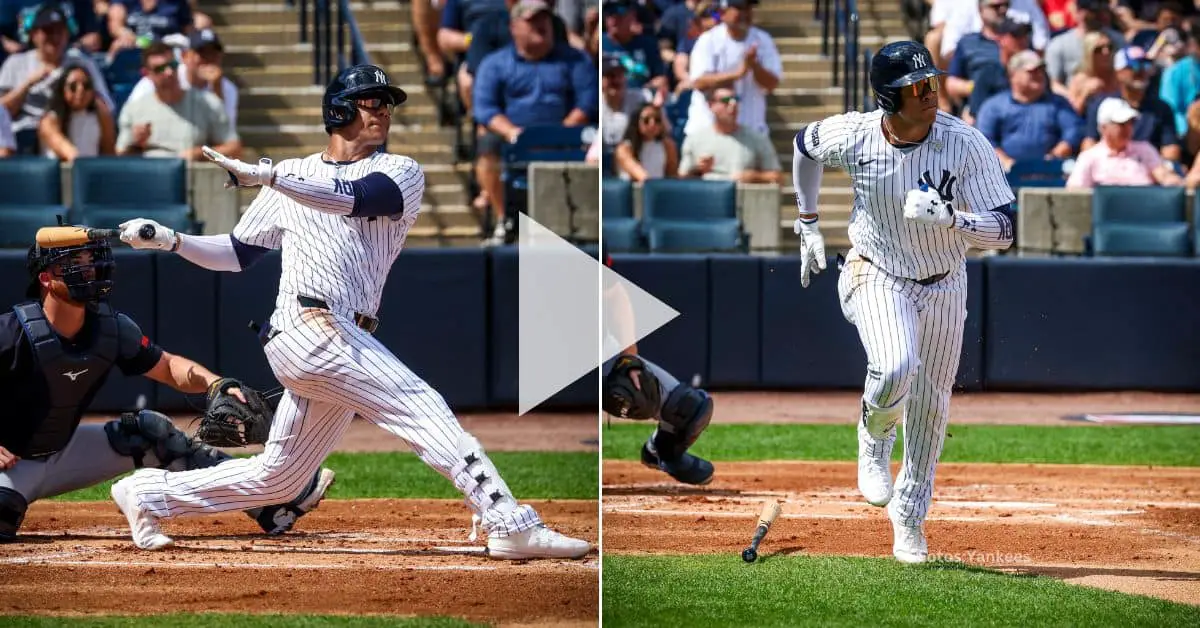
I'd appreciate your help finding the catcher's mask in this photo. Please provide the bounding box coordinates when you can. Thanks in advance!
[26,239,115,304]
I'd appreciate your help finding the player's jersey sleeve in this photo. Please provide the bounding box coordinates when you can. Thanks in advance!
[959,128,1016,212]
[794,112,858,169]
[114,312,164,376]
[379,155,426,217]
[231,162,292,250]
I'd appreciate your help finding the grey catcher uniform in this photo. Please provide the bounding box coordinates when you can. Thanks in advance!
[0,237,331,541]
[791,41,1015,563]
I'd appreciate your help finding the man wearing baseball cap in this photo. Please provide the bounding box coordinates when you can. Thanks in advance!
[946,16,1035,118]
[1067,96,1183,187]
[1080,45,1180,166]
[975,50,1082,170]
[127,27,238,131]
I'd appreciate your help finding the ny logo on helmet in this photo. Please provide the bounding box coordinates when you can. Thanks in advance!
[912,53,928,68]
[374,69,387,84]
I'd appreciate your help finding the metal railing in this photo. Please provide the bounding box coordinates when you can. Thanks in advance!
[816,0,862,112]
[297,0,373,87]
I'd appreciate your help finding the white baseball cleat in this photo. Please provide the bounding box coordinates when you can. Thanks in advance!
[890,512,928,564]
[111,476,173,551]
[487,525,592,560]
[857,422,894,507]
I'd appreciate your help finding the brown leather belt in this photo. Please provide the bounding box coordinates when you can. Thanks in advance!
[858,255,949,286]
[297,295,380,333]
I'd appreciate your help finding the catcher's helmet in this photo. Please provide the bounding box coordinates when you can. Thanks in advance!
[869,40,945,114]
[26,237,115,303]
[322,64,408,133]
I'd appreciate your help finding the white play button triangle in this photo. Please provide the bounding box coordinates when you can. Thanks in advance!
[517,214,679,415]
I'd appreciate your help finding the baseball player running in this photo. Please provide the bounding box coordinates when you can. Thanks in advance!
[791,41,1014,563]
[601,249,714,485]
[0,235,333,542]
[111,64,591,559]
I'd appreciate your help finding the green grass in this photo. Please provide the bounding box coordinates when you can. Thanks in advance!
[0,615,479,627]
[603,555,1200,628]
[50,451,597,502]
[602,423,1200,466]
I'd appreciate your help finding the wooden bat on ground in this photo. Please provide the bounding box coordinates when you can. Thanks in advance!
[36,225,156,248]
[741,500,782,563]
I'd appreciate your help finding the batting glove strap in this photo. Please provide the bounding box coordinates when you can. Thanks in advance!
[203,146,274,188]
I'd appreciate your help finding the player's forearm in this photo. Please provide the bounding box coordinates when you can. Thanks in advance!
[945,76,972,99]
[950,208,1014,250]
[792,143,823,221]
[750,65,779,91]
[692,70,742,92]
[149,351,221,394]
[175,233,244,272]
[270,171,405,218]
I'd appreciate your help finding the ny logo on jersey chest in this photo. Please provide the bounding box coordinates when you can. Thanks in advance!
[918,169,956,203]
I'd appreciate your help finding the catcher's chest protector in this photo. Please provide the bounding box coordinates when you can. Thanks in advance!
[12,302,117,458]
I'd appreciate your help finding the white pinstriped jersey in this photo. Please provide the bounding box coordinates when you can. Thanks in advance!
[797,110,1014,280]
[232,152,425,320]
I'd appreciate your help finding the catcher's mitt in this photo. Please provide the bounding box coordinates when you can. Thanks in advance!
[196,378,273,447]
[603,355,661,420]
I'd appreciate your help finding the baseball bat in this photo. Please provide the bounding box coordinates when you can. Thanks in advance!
[35,224,158,248]
[741,500,782,563]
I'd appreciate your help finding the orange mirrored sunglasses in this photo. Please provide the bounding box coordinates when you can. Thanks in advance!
[906,76,941,96]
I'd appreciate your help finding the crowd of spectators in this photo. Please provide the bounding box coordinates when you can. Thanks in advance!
[598,0,783,185]
[415,0,600,245]
[0,1,235,162]
[914,0,1200,190]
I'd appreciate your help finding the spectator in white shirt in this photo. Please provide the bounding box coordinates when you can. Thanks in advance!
[684,0,780,138]
[937,0,1050,66]
[127,27,237,130]
[38,63,116,161]
[0,105,14,156]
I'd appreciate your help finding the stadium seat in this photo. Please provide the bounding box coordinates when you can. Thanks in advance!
[641,179,737,221]
[0,157,62,206]
[71,157,195,232]
[603,217,643,252]
[0,206,70,248]
[1006,159,1069,192]
[501,125,593,223]
[1091,223,1192,257]
[1091,185,1186,223]
[603,177,634,218]
[645,219,744,253]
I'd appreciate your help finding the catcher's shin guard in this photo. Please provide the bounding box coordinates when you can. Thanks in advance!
[0,487,28,541]
[451,433,541,539]
[246,467,337,535]
[104,410,231,469]
[653,384,714,461]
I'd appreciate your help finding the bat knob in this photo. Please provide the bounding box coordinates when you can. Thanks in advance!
[138,224,156,240]
[741,547,757,563]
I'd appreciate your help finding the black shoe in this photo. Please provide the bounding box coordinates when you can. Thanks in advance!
[641,442,714,486]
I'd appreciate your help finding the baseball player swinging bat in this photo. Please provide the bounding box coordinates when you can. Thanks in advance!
[36,225,157,248]
[741,500,781,563]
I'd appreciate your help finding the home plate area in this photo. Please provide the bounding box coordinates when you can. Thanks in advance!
[0,498,599,624]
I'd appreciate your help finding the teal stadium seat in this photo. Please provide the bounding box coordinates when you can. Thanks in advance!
[1091,223,1192,257]
[641,179,737,221]
[1089,185,1190,257]
[71,157,195,233]
[604,218,643,252]
[1091,185,1186,223]
[646,220,743,253]
[603,177,634,218]
[0,157,67,247]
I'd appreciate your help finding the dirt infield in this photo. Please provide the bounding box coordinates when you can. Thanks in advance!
[0,499,598,626]
[603,460,1200,606]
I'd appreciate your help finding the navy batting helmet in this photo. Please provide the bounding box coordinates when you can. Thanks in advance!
[26,238,114,303]
[322,64,408,133]
[869,41,945,114]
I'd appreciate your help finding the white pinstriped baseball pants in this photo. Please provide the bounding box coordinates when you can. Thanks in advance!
[837,251,968,527]
[126,306,540,536]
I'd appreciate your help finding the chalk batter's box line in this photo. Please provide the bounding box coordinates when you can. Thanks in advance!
[602,508,1131,527]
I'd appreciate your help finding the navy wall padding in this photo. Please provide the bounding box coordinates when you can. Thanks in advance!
[153,254,218,411]
[378,249,488,410]
[216,251,283,394]
[955,259,986,392]
[92,249,157,412]
[760,256,864,388]
[608,254,709,384]
[489,247,519,406]
[707,255,761,387]
[984,257,1200,391]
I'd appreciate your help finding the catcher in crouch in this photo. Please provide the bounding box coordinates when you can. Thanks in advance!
[601,251,714,485]
[0,234,335,541]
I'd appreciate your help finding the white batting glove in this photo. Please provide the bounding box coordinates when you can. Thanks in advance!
[903,185,954,228]
[794,218,826,288]
[118,218,176,251]
[202,146,274,189]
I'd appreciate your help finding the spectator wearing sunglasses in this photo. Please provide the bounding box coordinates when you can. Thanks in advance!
[127,28,237,131]
[116,41,238,158]
[1080,45,1181,165]
[38,62,115,161]
[1067,31,1120,115]
[945,17,1034,122]
[0,4,111,153]
[679,87,778,183]
[614,103,676,182]
[684,0,780,137]
[1045,0,1127,99]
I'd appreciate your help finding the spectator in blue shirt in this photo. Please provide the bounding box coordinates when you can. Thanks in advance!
[602,0,667,93]
[1081,45,1182,166]
[948,17,1034,121]
[975,50,1083,170]
[473,0,597,244]
[107,0,192,55]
